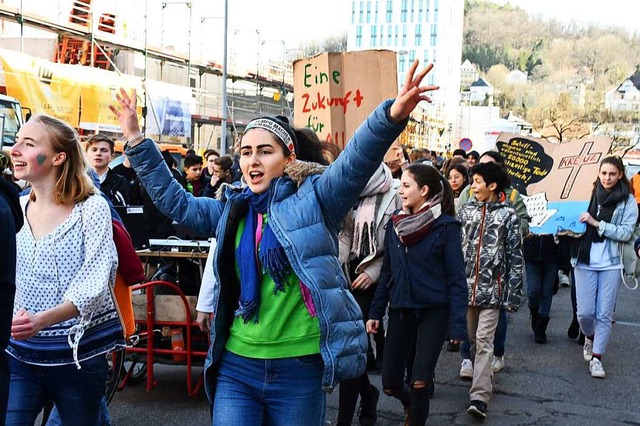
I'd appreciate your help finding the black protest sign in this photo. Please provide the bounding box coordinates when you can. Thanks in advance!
[497,136,554,190]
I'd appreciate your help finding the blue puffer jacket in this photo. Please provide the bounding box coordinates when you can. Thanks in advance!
[125,100,407,398]
[369,214,468,341]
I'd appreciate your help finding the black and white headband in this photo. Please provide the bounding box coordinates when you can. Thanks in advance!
[245,116,298,154]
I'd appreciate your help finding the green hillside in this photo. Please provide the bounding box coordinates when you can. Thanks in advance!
[463,0,640,142]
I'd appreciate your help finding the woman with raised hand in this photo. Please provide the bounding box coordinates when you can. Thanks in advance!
[6,114,123,425]
[110,60,438,424]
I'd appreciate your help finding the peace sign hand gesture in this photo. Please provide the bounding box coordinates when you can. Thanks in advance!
[109,88,142,141]
[389,60,439,124]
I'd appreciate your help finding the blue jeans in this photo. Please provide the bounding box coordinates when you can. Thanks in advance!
[574,268,621,355]
[461,309,507,358]
[6,356,107,426]
[526,260,558,316]
[46,398,111,426]
[212,350,326,425]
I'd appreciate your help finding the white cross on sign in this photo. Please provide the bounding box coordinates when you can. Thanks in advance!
[557,142,602,199]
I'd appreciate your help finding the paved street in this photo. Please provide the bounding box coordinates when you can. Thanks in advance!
[106,282,640,425]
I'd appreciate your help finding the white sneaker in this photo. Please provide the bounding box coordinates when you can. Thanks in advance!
[589,358,606,378]
[558,271,570,287]
[491,355,504,373]
[459,358,473,379]
[583,338,593,362]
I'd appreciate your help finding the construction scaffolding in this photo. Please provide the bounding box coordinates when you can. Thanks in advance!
[0,0,294,153]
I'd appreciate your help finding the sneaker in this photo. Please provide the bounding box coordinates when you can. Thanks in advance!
[459,358,473,379]
[358,385,379,426]
[558,271,571,287]
[491,355,504,373]
[589,358,606,378]
[467,400,488,419]
[583,338,593,362]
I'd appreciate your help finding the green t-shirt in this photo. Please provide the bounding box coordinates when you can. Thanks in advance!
[225,214,321,359]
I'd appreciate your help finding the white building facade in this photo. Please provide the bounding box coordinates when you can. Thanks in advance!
[346,0,464,150]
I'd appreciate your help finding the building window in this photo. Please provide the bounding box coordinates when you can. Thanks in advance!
[356,25,363,47]
[351,1,355,23]
[418,0,423,20]
[386,0,392,23]
[424,49,429,63]
[409,50,416,63]
[366,1,371,23]
[375,1,378,23]
[400,56,407,73]
[434,0,439,22]
[402,24,407,46]
[395,24,399,46]
[415,23,422,45]
[388,24,393,45]
[401,0,408,22]
[430,23,437,46]
[380,25,384,46]
[425,0,430,21]
[411,0,415,22]
[371,25,377,46]
[359,1,364,23]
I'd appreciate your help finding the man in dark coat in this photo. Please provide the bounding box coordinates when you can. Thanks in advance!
[0,177,23,424]
[85,134,130,206]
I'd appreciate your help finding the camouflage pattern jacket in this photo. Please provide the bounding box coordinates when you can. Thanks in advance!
[457,198,524,310]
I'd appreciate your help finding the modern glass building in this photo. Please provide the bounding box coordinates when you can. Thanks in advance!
[346,0,464,149]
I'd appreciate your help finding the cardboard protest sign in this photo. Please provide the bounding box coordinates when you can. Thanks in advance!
[293,50,398,150]
[496,133,612,235]
[496,137,554,190]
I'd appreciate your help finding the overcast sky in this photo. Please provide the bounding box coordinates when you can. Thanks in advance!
[202,0,639,67]
[215,0,639,44]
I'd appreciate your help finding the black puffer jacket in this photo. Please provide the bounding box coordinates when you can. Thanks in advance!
[0,178,23,351]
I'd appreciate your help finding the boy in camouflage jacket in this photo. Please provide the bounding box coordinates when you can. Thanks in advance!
[456,162,523,419]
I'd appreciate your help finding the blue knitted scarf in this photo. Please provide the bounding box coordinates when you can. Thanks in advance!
[235,182,292,323]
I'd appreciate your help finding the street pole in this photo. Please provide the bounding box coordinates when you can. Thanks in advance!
[221,0,228,155]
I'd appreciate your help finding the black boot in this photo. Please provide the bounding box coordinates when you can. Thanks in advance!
[529,307,539,333]
[534,315,550,344]
[567,316,579,339]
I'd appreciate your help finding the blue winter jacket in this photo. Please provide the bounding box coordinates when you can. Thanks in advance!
[125,100,407,398]
[369,214,468,341]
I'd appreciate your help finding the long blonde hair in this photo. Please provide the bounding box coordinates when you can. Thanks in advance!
[29,114,95,204]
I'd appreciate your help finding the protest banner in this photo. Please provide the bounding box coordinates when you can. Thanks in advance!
[293,50,398,150]
[0,48,80,125]
[496,132,612,235]
[144,79,193,138]
[0,48,144,131]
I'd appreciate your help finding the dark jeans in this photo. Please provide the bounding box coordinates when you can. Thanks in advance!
[6,356,107,426]
[461,309,507,358]
[382,307,448,426]
[1,352,8,426]
[337,285,376,426]
[526,260,558,316]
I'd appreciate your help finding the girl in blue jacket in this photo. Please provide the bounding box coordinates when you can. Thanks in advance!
[110,61,438,425]
[573,155,637,379]
[367,163,468,425]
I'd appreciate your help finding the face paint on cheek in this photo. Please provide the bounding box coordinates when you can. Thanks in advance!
[36,154,47,166]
